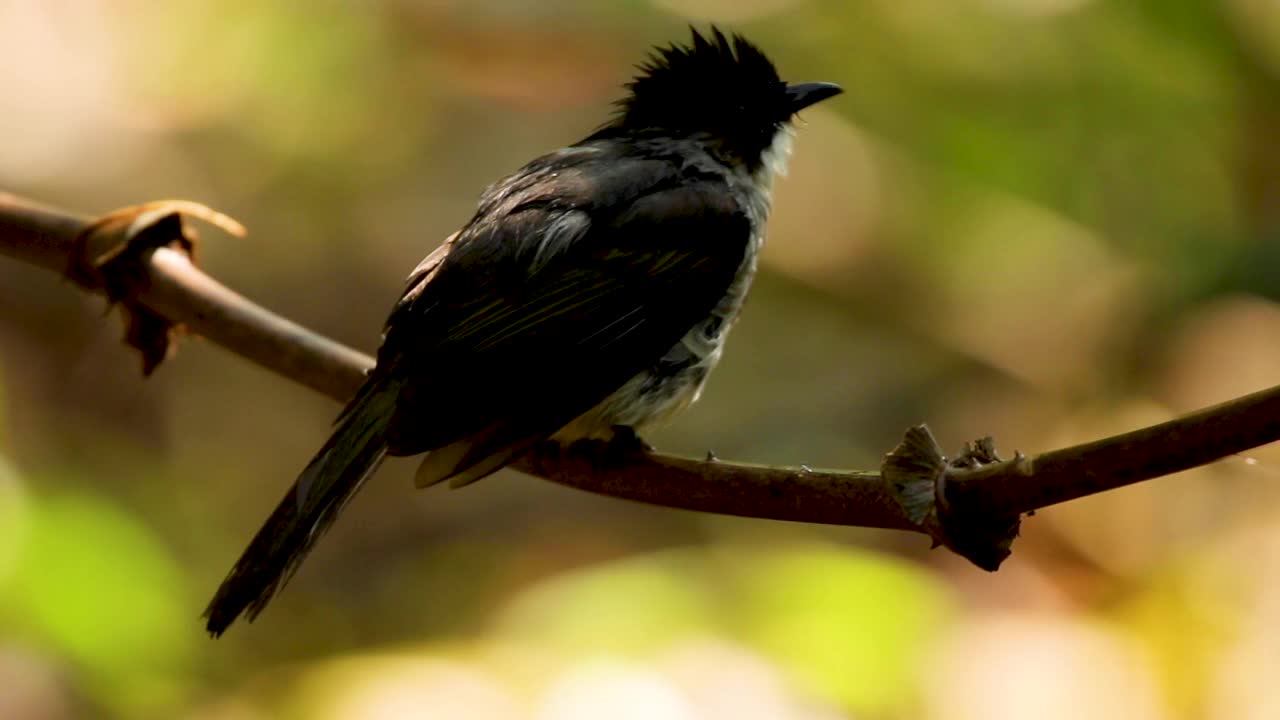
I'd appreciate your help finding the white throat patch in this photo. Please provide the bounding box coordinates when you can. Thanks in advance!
[758,124,796,185]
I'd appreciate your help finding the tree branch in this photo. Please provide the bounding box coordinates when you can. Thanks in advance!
[2,191,1278,568]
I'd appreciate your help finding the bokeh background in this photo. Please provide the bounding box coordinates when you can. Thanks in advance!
[3,0,1280,718]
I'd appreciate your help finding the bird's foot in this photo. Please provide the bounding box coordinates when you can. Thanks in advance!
[607,425,655,456]
[557,426,653,467]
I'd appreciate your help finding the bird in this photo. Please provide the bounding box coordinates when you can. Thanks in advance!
[204,26,841,636]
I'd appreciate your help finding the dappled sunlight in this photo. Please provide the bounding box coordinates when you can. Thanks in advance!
[0,2,139,185]
[926,614,1165,720]
[291,656,522,720]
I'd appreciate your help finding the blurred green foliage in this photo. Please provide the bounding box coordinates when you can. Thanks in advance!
[0,489,194,716]
[4,0,1280,718]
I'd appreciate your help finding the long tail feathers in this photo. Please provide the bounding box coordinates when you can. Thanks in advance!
[203,379,401,636]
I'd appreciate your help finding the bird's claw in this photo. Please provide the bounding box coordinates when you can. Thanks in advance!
[608,425,655,455]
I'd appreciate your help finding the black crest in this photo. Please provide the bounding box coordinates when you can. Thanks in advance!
[591,27,791,161]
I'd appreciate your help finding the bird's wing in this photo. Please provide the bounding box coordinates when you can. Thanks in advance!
[375,165,751,485]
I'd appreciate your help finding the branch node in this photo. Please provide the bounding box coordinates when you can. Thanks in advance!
[65,201,245,376]
[883,425,1021,571]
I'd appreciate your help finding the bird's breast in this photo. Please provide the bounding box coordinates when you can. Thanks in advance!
[552,230,763,441]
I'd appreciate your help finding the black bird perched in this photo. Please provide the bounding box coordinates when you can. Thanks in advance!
[204,26,841,636]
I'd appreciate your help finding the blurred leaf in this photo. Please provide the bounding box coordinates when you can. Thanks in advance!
[129,0,397,160]
[730,544,955,714]
[493,552,715,657]
[0,456,30,589]
[0,491,195,715]
[496,543,954,715]
[1108,549,1243,716]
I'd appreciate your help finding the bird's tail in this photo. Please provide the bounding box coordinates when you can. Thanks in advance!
[203,377,401,636]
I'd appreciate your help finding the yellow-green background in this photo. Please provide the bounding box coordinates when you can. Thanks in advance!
[3,0,1280,718]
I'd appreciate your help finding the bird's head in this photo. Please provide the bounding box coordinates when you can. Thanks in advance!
[596,27,842,175]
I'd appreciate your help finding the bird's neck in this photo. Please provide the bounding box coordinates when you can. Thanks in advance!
[754,124,796,190]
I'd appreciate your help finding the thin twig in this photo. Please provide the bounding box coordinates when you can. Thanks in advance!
[4,191,1280,563]
[0,192,912,531]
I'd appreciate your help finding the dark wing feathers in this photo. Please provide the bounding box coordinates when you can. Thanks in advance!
[207,147,754,633]
[376,154,750,468]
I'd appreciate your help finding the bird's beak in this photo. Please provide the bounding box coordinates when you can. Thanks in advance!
[785,82,843,113]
